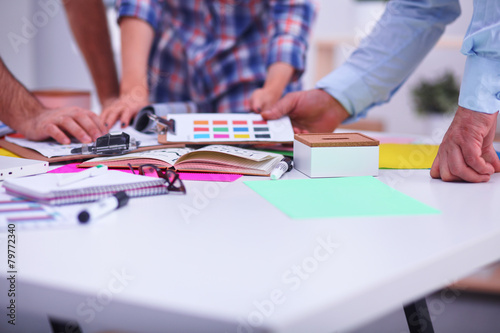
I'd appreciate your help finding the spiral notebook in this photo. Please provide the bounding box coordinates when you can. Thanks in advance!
[2,170,168,205]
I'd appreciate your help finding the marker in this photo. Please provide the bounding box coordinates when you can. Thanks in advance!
[77,191,129,223]
[58,164,108,186]
[270,157,293,180]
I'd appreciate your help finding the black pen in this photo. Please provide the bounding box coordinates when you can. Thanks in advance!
[271,157,293,180]
[78,191,129,223]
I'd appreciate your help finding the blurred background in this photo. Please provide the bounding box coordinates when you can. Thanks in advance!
[0,0,474,137]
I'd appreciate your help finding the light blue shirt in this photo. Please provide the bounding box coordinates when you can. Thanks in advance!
[316,0,462,121]
[459,0,500,114]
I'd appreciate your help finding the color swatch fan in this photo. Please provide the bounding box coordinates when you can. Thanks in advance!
[157,113,294,144]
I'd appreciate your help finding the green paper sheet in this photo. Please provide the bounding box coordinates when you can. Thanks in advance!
[244,176,440,219]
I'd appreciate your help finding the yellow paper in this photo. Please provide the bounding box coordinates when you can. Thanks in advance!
[0,148,20,158]
[379,144,439,169]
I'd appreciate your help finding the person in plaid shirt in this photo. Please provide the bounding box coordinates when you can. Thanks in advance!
[101,0,315,128]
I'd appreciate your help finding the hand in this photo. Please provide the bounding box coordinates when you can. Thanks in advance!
[100,92,149,129]
[430,106,500,182]
[261,89,350,133]
[19,107,106,145]
[250,87,282,113]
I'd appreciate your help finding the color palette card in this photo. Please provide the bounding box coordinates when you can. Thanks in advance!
[163,114,294,143]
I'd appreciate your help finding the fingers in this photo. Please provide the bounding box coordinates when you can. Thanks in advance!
[482,146,500,173]
[261,92,298,120]
[101,104,122,129]
[460,140,494,176]
[45,123,72,145]
[430,144,491,183]
[100,96,147,129]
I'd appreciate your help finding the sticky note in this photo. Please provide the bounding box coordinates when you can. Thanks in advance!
[379,144,439,169]
[244,176,440,219]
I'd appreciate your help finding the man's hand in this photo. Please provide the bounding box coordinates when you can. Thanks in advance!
[261,89,350,133]
[19,107,106,145]
[430,106,500,182]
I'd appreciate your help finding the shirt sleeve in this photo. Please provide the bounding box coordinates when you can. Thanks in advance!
[267,0,316,80]
[316,0,461,122]
[116,0,161,30]
[458,0,500,114]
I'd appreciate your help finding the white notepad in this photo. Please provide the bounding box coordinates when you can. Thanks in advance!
[2,170,168,205]
[0,156,49,181]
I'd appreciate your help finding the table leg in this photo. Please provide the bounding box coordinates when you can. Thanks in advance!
[403,298,435,333]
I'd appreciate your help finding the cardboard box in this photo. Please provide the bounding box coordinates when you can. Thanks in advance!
[293,133,379,178]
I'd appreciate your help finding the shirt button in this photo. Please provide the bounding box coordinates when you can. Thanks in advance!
[496,92,500,100]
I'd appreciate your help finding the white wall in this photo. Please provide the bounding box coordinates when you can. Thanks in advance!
[1,0,474,134]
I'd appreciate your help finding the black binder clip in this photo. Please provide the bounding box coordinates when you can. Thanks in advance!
[71,132,140,155]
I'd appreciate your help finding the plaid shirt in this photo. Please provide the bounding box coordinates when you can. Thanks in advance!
[117,0,315,113]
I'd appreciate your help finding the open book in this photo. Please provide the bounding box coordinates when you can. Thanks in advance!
[79,145,284,176]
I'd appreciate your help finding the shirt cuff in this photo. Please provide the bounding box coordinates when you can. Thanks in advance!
[267,35,306,80]
[117,0,159,30]
[459,55,500,114]
[315,64,374,122]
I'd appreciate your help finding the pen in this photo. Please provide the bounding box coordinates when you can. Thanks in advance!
[58,164,108,186]
[270,157,293,180]
[77,191,129,223]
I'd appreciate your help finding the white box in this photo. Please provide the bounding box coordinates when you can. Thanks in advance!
[0,156,49,181]
[293,133,379,178]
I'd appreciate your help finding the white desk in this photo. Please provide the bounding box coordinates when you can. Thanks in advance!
[2,169,500,333]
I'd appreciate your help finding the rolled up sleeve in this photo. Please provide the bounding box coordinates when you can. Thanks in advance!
[116,0,161,30]
[458,0,500,114]
[267,0,315,80]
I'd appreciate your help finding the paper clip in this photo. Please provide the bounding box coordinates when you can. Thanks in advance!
[71,132,140,155]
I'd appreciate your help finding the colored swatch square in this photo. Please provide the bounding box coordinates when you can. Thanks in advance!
[255,134,271,139]
[194,134,210,139]
[253,127,269,132]
[234,134,251,139]
[194,127,209,132]
[234,127,249,132]
[213,127,229,132]
[194,120,209,125]
[233,120,248,125]
[213,120,228,125]
[214,134,230,139]
[253,120,267,125]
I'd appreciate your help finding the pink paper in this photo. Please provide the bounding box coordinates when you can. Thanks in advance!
[375,137,416,144]
[178,172,242,182]
[49,163,241,182]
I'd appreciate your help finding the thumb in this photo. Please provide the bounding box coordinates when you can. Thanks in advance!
[261,93,298,120]
[484,147,500,173]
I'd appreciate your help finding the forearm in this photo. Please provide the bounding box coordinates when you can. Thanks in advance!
[119,17,154,100]
[64,0,119,107]
[263,62,294,95]
[0,58,43,133]
[316,0,461,120]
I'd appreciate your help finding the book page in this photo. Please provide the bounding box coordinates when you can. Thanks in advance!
[164,113,294,143]
[81,147,194,168]
[175,149,283,175]
[177,145,279,162]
